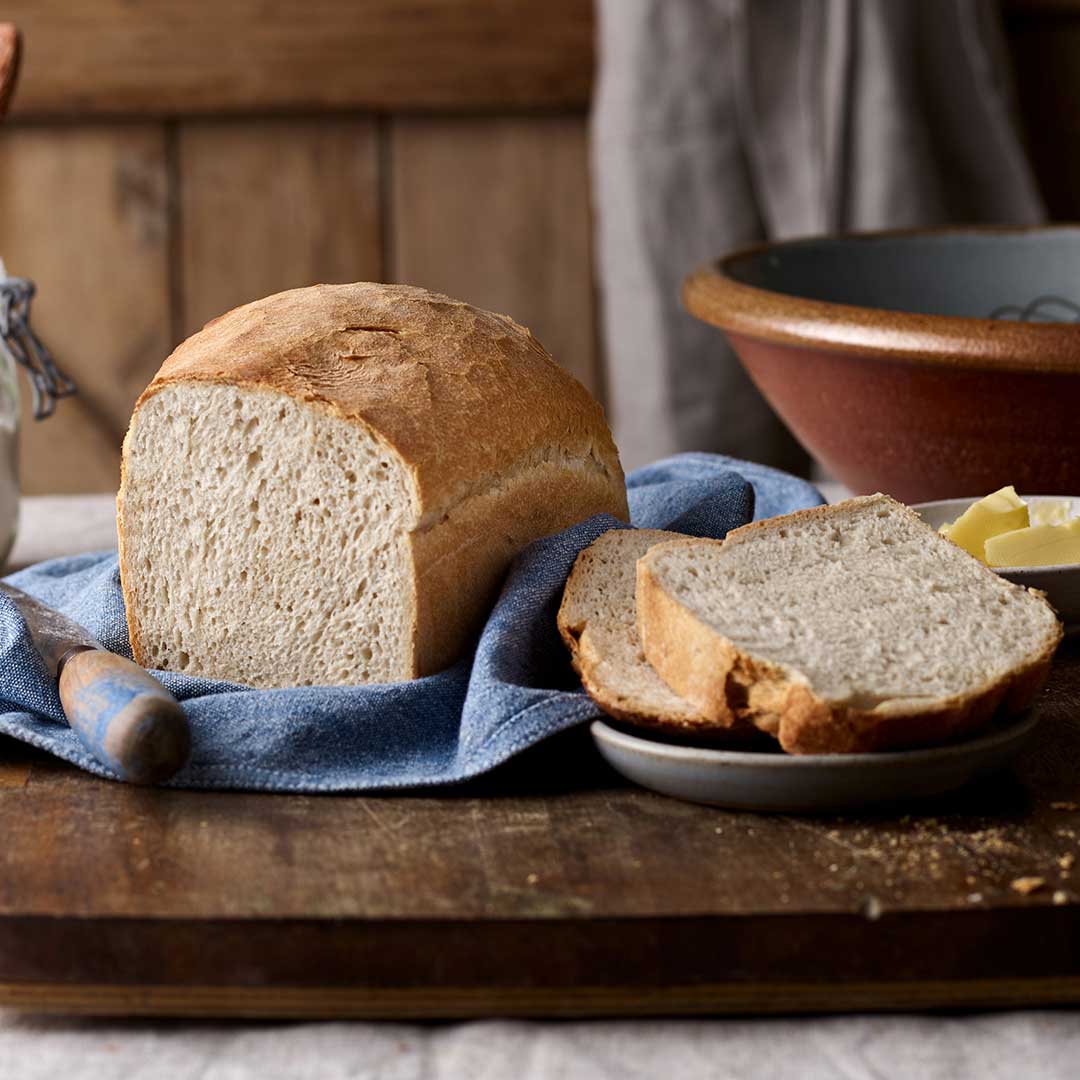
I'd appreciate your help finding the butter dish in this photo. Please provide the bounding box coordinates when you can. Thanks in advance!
[915,496,1080,631]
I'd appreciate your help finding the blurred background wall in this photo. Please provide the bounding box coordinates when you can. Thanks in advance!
[0,0,1072,493]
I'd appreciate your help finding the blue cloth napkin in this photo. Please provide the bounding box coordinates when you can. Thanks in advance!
[0,454,822,790]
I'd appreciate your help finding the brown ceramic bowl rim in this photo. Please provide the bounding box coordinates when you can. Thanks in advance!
[684,225,1080,373]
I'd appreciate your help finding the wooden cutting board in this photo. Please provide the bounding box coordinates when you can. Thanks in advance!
[2,639,1080,1019]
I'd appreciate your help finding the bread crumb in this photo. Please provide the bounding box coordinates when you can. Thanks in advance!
[965,875,977,886]
[861,895,883,921]
[1011,876,1046,895]
[526,873,539,885]
[966,828,1018,855]
[1051,801,1079,811]
[1060,854,1075,871]
[966,893,983,903]
[1054,891,1069,905]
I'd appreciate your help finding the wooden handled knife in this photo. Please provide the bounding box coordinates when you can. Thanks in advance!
[1,582,191,784]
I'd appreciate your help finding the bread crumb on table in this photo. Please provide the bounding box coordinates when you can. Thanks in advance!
[1051,801,1079,811]
[1059,853,1075,871]
[1054,891,1069,906]
[1011,876,1046,895]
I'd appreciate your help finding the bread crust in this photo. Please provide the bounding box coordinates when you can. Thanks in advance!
[636,497,1064,755]
[127,283,623,517]
[557,530,764,745]
[414,459,629,675]
[119,284,628,679]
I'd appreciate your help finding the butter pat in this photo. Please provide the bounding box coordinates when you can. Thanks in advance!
[1030,500,1075,527]
[942,486,1029,560]
[986,518,1080,568]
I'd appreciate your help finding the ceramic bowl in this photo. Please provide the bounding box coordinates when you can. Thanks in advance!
[592,712,1040,812]
[913,496,1080,630]
[684,226,1080,503]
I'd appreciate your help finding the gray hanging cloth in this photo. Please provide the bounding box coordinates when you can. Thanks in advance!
[592,0,1045,472]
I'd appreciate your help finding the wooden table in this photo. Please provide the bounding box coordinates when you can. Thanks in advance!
[1,635,1079,1019]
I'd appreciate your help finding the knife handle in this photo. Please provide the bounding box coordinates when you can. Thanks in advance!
[58,647,191,785]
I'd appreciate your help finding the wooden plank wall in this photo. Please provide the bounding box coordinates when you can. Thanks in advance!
[0,1,596,494]
[0,0,1075,493]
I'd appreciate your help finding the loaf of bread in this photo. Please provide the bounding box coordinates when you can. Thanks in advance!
[118,283,628,688]
[635,495,1063,754]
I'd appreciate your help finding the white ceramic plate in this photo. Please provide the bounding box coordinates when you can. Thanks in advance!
[591,712,1040,812]
[913,496,1080,631]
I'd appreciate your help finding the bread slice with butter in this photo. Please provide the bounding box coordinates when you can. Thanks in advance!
[558,529,761,742]
[636,494,1063,754]
[118,283,628,689]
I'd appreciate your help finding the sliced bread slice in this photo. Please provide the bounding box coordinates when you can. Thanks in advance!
[558,529,762,742]
[636,495,1063,754]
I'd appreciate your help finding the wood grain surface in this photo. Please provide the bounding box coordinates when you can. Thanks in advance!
[4,0,594,116]
[390,116,600,393]
[7,977,1080,1020]
[177,118,383,337]
[0,124,172,494]
[0,639,1078,1017]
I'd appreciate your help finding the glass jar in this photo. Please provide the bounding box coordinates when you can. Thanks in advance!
[0,264,75,564]
[0,340,18,563]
